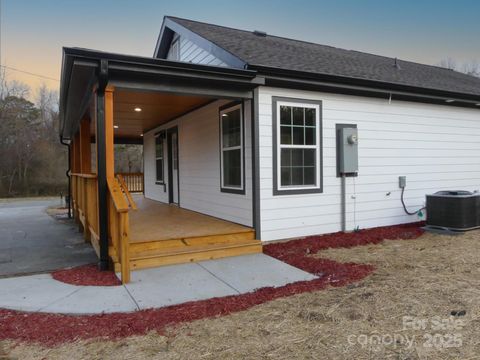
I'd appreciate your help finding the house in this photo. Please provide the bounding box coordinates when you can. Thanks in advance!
[60,16,480,283]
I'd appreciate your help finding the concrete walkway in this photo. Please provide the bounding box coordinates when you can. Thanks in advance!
[0,254,317,314]
[0,198,97,276]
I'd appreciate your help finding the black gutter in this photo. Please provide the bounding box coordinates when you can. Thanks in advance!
[249,65,480,107]
[63,47,256,79]
[96,59,109,271]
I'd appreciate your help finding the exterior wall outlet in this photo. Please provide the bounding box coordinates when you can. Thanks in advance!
[399,176,406,189]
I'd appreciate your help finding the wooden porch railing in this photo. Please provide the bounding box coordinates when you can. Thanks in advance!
[70,172,133,284]
[71,173,99,249]
[107,177,131,284]
[116,172,143,193]
[117,174,138,210]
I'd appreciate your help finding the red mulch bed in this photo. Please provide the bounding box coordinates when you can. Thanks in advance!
[0,223,423,346]
[52,264,121,286]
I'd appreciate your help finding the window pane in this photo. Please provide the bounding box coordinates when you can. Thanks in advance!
[293,107,304,126]
[281,148,291,167]
[291,167,303,185]
[223,149,241,187]
[156,159,163,182]
[155,137,163,158]
[305,127,316,145]
[222,109,241,148]
[280,106,291,125]
[292,126,304,145]
[281,167,291,186]
[304,167,316,185]
[305,108,315,126]
[304,149,316,167]
[280,126,292,144]
[291,149,303,166]
[277,103,320,190]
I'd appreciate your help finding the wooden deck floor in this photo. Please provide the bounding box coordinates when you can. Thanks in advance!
[129,196,253,243]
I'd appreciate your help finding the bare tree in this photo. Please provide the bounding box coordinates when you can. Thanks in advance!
[461,60,480,77]
[438,58,457,70]
[437,58,480,78]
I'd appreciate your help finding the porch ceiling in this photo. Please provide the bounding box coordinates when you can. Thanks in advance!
[91,90,212,139]
[61,47,262,141]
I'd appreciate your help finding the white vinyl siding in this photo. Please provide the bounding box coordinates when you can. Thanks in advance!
[167,38,180,60]
[166,35,228,67]
[144,100,253,227]
[258,86,480,241]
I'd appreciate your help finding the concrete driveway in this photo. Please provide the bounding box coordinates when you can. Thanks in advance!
[0,198,97,277]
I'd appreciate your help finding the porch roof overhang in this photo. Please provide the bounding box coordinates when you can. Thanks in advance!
[59,47,264,141]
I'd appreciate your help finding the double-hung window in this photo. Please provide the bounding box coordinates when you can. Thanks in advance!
[220,102,244,194]
[155,134,164,184]
[273,98,322,195]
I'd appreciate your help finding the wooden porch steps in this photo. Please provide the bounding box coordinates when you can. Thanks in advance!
[112,230,262,272]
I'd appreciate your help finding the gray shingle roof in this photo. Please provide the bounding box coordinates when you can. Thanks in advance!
[169,17,480,97]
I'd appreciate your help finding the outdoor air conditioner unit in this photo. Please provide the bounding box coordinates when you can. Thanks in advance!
[426,190,480,231]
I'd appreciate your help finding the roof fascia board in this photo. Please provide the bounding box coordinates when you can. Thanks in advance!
[110,79,254,99]
[154,17,246,69]
[263,74,480,109]
[64,47,255,78]
[252,65,480,105]
[107,61,262,84]
[153,17,174,59]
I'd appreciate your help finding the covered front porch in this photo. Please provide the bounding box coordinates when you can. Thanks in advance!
[116,195,260,272]
[61,48,263,283]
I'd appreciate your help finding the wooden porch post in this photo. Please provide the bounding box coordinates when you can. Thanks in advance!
[72,132,81,223]
[105,88,115,180]
[79,117,92,242]
[79,118,92,174]
[96,85,115,270]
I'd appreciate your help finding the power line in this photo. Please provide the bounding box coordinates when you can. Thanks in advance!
[0,65,60,82]
[0,3,59,84]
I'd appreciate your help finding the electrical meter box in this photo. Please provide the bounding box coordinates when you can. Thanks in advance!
[338,127,358,175]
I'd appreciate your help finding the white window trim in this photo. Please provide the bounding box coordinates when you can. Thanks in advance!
[276,101,321,191]
[220,103,244,192]
[155,134,165,184]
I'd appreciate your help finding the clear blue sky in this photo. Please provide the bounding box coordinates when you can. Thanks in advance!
[2,0,479,91]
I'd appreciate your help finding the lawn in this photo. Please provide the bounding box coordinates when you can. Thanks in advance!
[2,229,480,359]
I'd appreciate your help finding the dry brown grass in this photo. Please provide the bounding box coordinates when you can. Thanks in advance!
[3,231,480,359]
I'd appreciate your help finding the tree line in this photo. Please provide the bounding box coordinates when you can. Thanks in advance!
[0,74,68,198]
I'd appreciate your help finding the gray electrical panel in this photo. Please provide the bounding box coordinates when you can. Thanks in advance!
[338,127,358,175]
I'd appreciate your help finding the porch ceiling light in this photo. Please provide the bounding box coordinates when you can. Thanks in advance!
[222,113,228,117]
[114,125,119,129]
[134,107,142,112]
